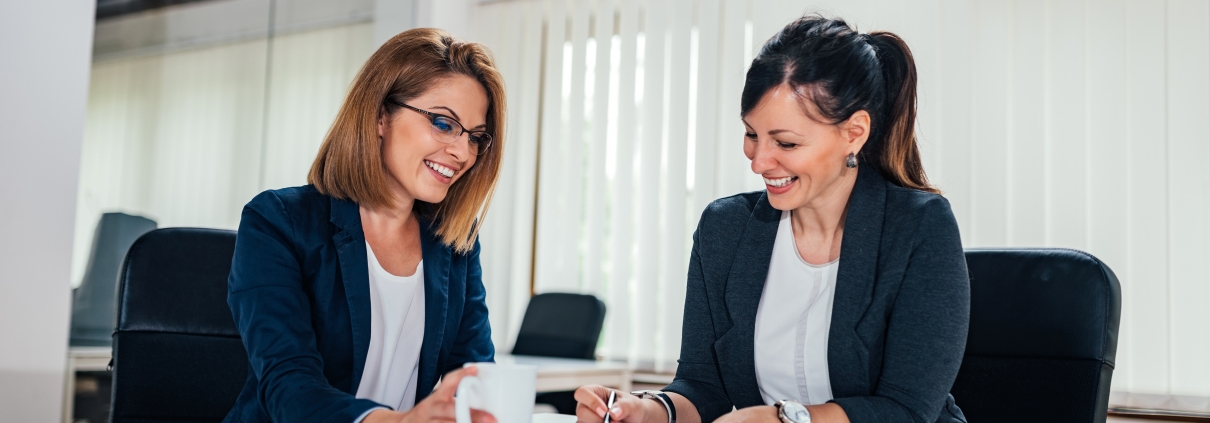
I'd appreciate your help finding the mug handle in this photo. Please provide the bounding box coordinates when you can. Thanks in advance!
[455,375,483,423]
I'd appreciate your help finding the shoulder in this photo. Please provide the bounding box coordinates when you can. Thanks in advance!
[244,185,328,217]
[700,191,763,225]
[240,185,335,238]
[885,185,956,223]
[883,184,962,245]
[247,185,325,208]
[694,191,763,243]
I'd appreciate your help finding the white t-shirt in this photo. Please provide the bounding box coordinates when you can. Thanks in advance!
[754,210,838,406]
[355,241,426,412]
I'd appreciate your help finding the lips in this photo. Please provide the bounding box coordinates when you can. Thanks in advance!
[764,175,797,195]
[763,176,797,187]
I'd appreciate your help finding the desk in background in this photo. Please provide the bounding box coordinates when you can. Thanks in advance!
[495,354,632,393]
[65,348,633,421]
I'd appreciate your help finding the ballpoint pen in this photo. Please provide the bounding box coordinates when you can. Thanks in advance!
[604,390,617,423]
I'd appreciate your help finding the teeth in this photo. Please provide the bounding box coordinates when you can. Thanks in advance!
[764,176,796,187]
[426,160,454,178]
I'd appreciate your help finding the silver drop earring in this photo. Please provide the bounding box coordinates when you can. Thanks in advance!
[846,152,857,168]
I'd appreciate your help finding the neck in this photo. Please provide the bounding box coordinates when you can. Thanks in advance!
[790,167,858,239]
[360,189,417,231]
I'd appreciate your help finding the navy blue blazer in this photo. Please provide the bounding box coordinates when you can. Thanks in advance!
[664,167,970,423]
[224,186,494,423]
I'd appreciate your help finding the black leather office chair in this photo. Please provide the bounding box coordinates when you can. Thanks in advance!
[111,228,246,423]
[512,293,607,359]
[513,293,607,414]
[952,248,1121,423]
[71,212,157,347]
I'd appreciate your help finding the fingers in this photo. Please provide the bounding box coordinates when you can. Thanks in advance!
[576,401,605,423]
[572,385,613,418]
[469,409,497,423]
[433,365,478,398]
[606,393,644,421]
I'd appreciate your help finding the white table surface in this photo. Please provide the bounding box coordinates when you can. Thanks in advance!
[533,413,578,423]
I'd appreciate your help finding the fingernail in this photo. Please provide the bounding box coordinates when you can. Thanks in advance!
[610,407,622,416]
[596,407,607,418]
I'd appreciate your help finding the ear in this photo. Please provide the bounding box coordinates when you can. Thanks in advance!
[377,113,388,138]
[843,110,871,154]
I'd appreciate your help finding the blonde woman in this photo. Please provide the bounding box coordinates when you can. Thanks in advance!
[225,28,505,423]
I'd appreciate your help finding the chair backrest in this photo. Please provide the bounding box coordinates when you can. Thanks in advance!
[953,248,1121,423]
[511,293,607,359]
[111,228,246,423]
[71,212,157,346]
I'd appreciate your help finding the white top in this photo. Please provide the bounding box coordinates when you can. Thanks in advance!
[355,241,426,413]
[754,210,838,406]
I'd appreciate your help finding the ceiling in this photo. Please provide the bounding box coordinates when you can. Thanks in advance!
[96,0,214,20]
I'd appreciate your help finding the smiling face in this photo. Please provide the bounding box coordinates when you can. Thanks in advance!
[377,74,489,206]
[742,84,870,211]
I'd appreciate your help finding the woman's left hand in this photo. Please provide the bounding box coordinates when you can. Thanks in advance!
[714,405,779,423]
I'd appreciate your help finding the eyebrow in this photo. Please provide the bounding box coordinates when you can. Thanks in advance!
[768,129,800,136]
[432,106,487,130]
[741,119,799,136]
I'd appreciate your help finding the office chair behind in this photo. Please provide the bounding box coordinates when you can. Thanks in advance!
[513,293,607,414]
[512,292,607,359]
[71,212,157,347]
[952,248,1121,423]
[111,228,246,423]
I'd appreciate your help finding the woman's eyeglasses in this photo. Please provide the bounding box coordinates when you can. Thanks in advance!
[387,99,492,156]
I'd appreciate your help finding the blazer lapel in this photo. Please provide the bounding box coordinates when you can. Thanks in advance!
[416,216,451,400]
[827,167,887,397]
[714,192,780,407]
[330,196,372,392]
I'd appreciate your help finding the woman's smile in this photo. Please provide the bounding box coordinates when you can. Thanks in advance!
[424,159,457,183]
[764,175,798,195]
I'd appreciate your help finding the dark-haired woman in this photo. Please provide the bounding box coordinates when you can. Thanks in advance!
[224,28,504,423]
[574,16,969,423]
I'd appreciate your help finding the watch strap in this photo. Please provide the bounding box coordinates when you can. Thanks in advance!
[631,390,676,423]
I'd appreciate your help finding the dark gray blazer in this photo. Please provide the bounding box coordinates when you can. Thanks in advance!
[663,167,970,423]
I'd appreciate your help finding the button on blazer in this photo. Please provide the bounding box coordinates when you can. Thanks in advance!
[224,186,494,423]
[664,167,970,423]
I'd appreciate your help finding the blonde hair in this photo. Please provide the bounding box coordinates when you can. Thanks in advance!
[308,28,506,253]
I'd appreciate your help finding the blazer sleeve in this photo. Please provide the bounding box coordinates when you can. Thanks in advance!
[663,227,734,423]
[227,191,381,422]
[831,198,971,423]
[442,237,495,375]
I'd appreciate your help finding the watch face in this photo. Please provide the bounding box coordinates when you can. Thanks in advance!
[783,402,810,423]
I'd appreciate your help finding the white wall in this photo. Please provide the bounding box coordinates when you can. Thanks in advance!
[0,0,96,421]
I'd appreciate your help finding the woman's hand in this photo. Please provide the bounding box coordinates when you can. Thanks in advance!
[365,366,497,423]
[713,405,778,423]
[573,385,651,423]
[714,403,849,423]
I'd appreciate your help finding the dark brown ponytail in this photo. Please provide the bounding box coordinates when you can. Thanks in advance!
[741,16,938,194]
[865,31,935,193]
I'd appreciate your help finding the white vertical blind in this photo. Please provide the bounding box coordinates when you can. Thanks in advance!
[1124,0,1170,393]
[72,23,374,288]
[470,0,1210,395]
[1166,0,1210,396]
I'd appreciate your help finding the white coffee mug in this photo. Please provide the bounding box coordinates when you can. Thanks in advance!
[455,363,537,423]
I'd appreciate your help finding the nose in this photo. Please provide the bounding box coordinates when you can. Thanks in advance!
[749,138,778,174]
[444,132,474,162]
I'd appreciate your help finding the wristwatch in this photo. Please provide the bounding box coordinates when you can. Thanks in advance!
[776,400,812,423]
[631,390,676,423]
